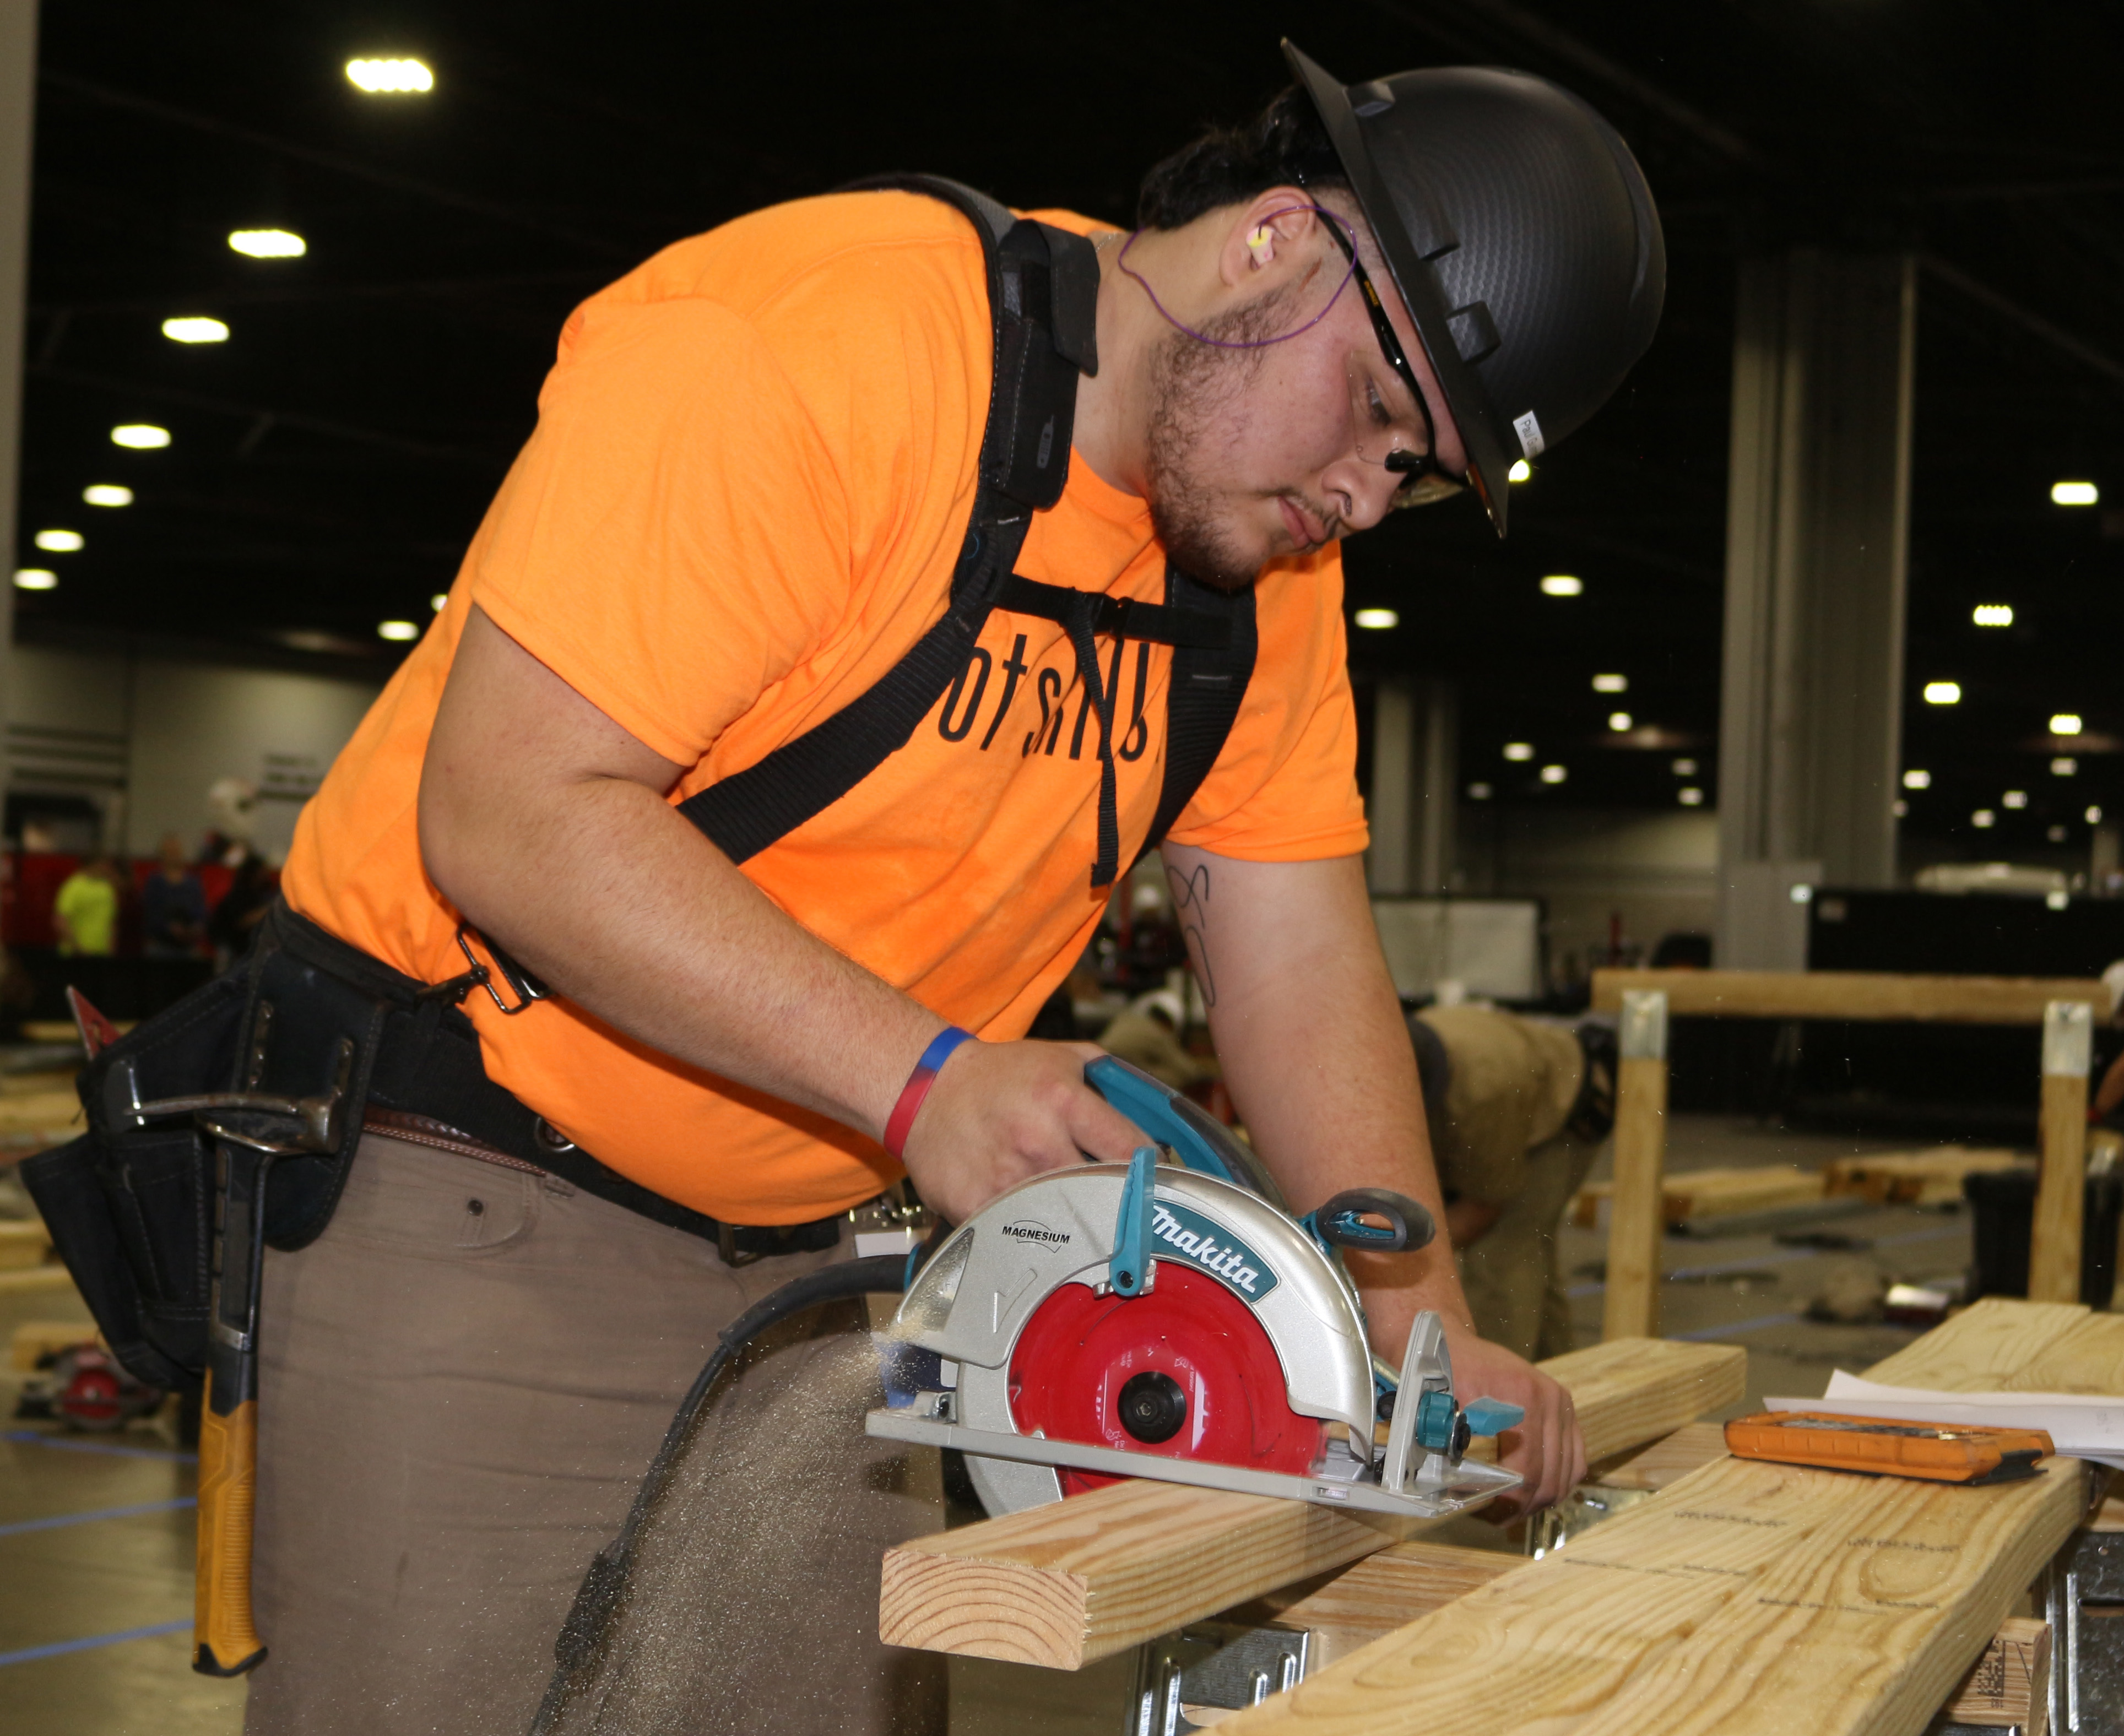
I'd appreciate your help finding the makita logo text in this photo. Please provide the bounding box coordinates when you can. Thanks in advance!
[1152,1203,1270,1297]
[1002,1220,1070,1247]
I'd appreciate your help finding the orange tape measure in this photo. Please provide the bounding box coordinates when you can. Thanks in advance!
[1724,1411,2056,1485]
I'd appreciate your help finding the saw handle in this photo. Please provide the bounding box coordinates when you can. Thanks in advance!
[1308,1188,1434,1254]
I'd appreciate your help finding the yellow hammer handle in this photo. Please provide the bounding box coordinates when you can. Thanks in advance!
[194,1384,268,1676]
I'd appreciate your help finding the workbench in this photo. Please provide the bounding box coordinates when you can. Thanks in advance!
[879,1298,2122,1735]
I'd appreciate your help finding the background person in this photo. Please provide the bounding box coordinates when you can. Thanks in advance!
[1410,1002,1616,1361]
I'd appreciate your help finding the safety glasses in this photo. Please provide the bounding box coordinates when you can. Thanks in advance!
[1315,215,1466,509]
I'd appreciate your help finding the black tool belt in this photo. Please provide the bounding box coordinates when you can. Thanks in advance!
[22,900,838,1392]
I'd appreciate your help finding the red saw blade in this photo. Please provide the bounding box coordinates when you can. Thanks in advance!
[1007,1263,1330,1497]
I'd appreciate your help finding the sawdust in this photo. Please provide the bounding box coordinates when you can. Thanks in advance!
[535,1305,945,1736]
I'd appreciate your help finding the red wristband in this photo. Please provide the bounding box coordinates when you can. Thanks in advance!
[883,1027,976,1159]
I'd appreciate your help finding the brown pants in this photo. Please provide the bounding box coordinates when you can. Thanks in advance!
[1455,1130,1601,1363]
[246,1132,945,1736]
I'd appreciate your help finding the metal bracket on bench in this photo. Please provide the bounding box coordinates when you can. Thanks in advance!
[1131,1620,1308,1736]
[2038,1524,2124,1736]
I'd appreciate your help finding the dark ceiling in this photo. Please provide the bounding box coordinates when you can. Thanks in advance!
[15,1,2124,846]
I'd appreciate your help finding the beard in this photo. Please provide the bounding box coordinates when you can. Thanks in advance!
[1140,279,1309,593]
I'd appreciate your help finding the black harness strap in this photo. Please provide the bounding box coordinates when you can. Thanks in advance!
[676,176,1093,865]
[1138,566,1259,870]
[675,175,1259,891]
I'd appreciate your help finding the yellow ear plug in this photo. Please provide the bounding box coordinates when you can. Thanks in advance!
[1247,226,1273,263]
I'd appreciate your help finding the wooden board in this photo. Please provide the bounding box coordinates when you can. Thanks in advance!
[1231,1543,1519,1669]
[1940,1616,2049,1732]
[1587,1419,1729,1491]
[1212,1453,2087,1736]
[876,1337,1746,1669]
[1212,1299,2112,1736]
[1601,1054,1668,1341]
[2030,1072,2089,1304]
[1572,1164,1823,1229]
[1822,1147,2027,1208]
[1589,968,2105,1025]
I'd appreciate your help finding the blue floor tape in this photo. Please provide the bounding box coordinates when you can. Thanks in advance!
[0,1619,191,1669]
[1,1429,196,1463]
[0,1497,196,1539]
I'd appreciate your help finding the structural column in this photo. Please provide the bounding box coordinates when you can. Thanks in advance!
[1716,250,1916,968]
[1368,679,1458,896]
[0,0,35,789]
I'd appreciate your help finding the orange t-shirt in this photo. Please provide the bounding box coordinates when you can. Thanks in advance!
[284,191,1368,1224]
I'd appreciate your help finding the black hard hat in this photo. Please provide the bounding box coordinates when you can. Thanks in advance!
[1283,41,1665,537]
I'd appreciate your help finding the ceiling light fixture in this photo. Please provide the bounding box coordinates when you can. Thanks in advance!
[1539,764,1567,784]
[1971,604,2013,627]
[1503,742,1534,762]
[2053,757,2078,777]
[228,229,306,258]
[1922,681,1961,705]
[111,424,170,449]
[2003,790,2029,809]
[13,568,56,591]
[1539,574,1582,596]
[1672,758,1697,777]
[162,316,229,344]
[1467,782,1493,800]
[1903,769,1931,789]
[1893,799,1909,817]
[1592,674,1627,693]
[430,593,448,612]
[2089,806,2105,825]
[2050,826,2068,843]
[82,484,132,507]
[2048,890,2071,910]
[1352,607,1399,630]
[2052,480,2099,506]
[1678,787,1704,806]
[1972,809,1996,828]
[377,620,420,642]
[2051,713,2084,735]
[34,529,83,552]
[346,57,434,93]
[1607,712,1632,731]
[1508,459,1531,483]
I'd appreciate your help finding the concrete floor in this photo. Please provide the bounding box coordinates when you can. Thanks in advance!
[1,1113,2000,1735]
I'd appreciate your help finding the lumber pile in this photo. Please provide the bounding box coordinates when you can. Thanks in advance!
[1210,1299,2113,1736]
[1823,1146,2028,1207]
[875,1336,1745,1669]
[1571,1163,1823,1229]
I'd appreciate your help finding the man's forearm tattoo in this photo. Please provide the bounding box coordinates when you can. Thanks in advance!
[1166,859,1216,1008]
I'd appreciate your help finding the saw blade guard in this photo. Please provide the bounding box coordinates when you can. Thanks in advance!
[891,1164,1377,1511]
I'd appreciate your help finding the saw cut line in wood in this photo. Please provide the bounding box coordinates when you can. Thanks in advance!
[876,1336,1744,1668]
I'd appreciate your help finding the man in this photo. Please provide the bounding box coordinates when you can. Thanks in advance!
[1411,1003,1616,1361]
[140,833,208,958]
[253,45,1663,1736]
[1098,987,1213,1092]
[52,854,120,958]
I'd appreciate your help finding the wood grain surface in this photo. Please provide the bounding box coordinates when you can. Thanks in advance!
[877,1338,1744,1668]
[1589,968,2106,1024]
[1213,1453,2085,1736]
[1589,1419,1730,1491]
[2030,1073,2090,1304]
[1601,1054,1668,1341]
[1233,1542,1520,1668]
[1823,1147,2027,1208]
[1212,1299,2113,1736]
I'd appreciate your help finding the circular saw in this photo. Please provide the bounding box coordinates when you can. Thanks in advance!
[867,1057,1524,1520]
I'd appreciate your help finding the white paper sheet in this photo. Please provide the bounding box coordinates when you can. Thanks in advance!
[1761,1371,2124,1470]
